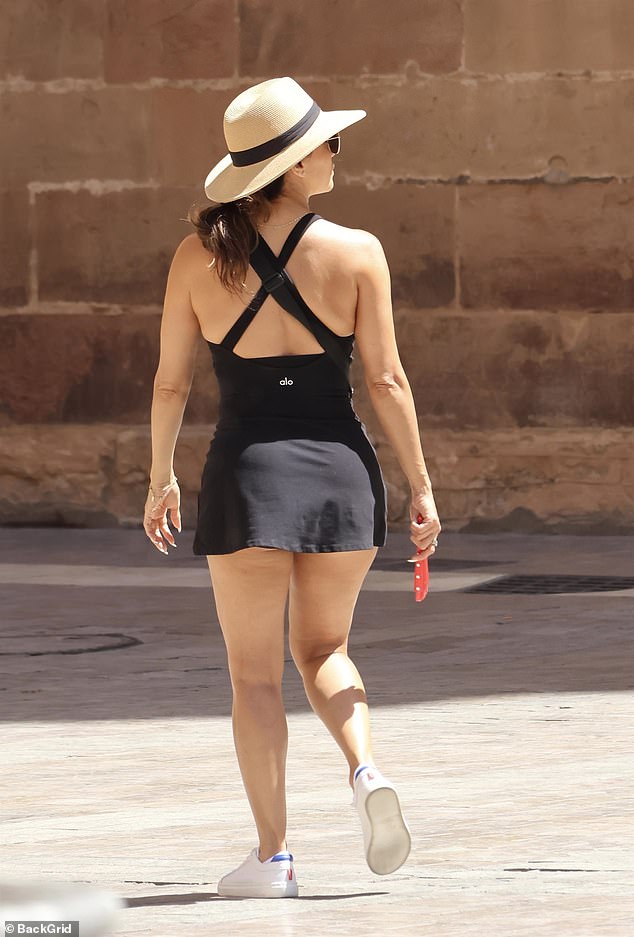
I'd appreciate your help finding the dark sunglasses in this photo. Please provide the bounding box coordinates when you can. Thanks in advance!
[327,135,341,155]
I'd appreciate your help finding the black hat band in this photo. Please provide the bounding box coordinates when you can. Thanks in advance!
[229,101,322,168]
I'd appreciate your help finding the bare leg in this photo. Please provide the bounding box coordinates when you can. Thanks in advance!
[288,548,379,789]
[207,547,294,862]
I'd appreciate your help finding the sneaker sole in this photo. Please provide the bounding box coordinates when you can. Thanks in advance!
[217,880,299,899]
[364,787,412,875]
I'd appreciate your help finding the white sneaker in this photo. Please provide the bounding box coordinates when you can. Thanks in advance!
[352,765,412,875]
[217,847,298,898]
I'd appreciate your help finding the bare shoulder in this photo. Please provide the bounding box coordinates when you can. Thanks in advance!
[309,218,384,271]
[166,232,213,284]
[172,232,210,264]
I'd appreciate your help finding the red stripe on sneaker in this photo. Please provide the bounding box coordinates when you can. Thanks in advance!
[288,869,293,880]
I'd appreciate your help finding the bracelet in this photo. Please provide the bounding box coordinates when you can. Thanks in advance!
[149,475,178,500]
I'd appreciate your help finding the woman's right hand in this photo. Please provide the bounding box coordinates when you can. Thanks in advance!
[143,481,181,554]
[407,490,441,562]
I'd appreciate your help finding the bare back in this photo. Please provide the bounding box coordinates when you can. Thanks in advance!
[186,218,364,359]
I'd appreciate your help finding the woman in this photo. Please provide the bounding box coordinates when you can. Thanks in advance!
[143,77,441,898]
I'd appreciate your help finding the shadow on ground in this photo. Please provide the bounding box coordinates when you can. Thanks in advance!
[1,528,632,722]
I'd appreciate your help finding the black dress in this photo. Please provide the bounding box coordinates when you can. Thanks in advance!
[192,213,388,555]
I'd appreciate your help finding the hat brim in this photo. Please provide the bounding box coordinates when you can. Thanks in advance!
[204,108,366,203]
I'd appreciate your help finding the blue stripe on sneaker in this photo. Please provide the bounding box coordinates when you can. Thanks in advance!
[269,852,293,862]
[354,764,372,782]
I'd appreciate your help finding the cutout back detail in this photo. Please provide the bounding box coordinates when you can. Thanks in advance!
[207,213,354,363]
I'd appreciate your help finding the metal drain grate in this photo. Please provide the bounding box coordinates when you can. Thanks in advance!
[464,575,634,595]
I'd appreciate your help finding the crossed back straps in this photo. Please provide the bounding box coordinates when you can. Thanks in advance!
[219,213,352,379]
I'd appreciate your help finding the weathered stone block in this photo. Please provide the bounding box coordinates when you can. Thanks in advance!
[317,305,634,433]
[317,182,455,308]
[0,0,105,80]
[36,188,196,304]
[1,84,250,192]
[105,0,237,81]
[466,78,634,180]
[0,188,29,306]
[435,449,621,491]
[0,88,154,187]
[466,0,634,73]
[424,427,634,532]
[394,309,634,429]
[459,182,634,309]
[0,424,114,481]
[0,309,219,425]
[239,0,463,76]
[0,424,118,525]
[319,79,468,181]
[0,311,160,423]
[0,423,202,527]
[148,88,229,188]
[302,76,634,184]
[449,484,632,533]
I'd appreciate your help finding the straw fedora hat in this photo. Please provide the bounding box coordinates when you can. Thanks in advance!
[204,77,366,203]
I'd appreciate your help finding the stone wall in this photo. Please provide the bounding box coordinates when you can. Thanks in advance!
[1,0,633,534]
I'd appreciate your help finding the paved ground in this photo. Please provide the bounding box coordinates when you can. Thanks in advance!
[1,527,633,937]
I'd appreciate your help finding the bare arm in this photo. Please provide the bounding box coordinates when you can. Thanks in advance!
[144,237,200,552]
[353,232,441,557]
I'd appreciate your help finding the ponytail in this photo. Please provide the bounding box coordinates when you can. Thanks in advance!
[187,174,287,295]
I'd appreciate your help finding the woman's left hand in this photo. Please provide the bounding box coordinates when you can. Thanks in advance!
[143,481,181,554]
[407,489,441,562]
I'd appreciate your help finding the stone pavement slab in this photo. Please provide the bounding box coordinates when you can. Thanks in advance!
[1,529,633,936]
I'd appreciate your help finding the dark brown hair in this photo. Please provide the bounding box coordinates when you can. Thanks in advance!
[187,174,287,295]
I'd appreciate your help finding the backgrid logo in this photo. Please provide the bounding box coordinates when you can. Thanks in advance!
[5,923,79,935]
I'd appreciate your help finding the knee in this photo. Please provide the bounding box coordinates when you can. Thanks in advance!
[290,641,348,674]
[225,650,284,693]
[230,673,284,697]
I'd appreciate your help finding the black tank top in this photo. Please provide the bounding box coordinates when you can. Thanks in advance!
[205,213,359,428]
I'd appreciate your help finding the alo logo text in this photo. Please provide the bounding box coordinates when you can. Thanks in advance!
[279,377,294,386]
